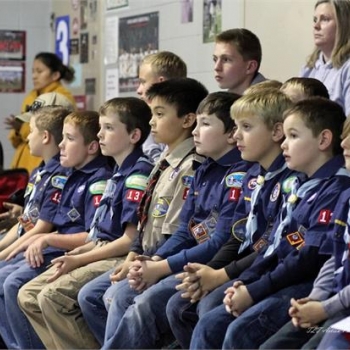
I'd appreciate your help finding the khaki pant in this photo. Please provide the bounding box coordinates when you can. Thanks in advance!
[18,256,124,349]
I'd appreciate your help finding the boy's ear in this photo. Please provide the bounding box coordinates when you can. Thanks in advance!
[246,60,258,75]
[42,130,50,145]
[318,129,333,151]
[271,122,284,142]
[182,113,196,129]
[87,140,100,154]
[130,128,141,145]
[227,128,236,145]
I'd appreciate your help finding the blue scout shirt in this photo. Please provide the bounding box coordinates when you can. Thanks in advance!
[52,155,112,235]
[155,147,252,273]
[239,155,350,303]
[207,154,299,278]
[19,153,67,235]
[332,188,350,294]
[90,148,153,242]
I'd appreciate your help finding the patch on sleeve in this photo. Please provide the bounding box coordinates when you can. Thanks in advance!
[89,180,107,195]
[183,188,190,200]
[229,187,241,202]
[126,189,143,203]
[51,175,68,190]
[318,209,332,225]
[93,195,102,207]
[225,172,245,188]
[51,191,61,204]
[181,175,193,188]
[282,176,297,194]
[125,174,148,191]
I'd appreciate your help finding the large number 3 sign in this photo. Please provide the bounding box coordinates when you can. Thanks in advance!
[55,15,70,66]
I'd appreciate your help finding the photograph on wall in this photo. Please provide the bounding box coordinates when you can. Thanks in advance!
[203,0,222,43]
[106,0,129,11]
[181,0,193,23]
[0,30,26,60]
[70,38,79,55]
[80,0,89,30]
[0,61,25,92]
[80,33,89,63]
[119,11,158,93]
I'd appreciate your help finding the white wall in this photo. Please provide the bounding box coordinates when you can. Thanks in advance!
[0,0,318,166]
[0,0,52,168]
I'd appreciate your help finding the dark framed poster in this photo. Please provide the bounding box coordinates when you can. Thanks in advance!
[118,12,159,93]
[0,30,26,60]
[0,61,25,92]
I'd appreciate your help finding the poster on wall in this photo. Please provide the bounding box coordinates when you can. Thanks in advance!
[119,12,159,93]
[181,0,193,23]
[0,61,25,92]
[203,0,222,43]
[0,30,26,60]
[106,0,129,11]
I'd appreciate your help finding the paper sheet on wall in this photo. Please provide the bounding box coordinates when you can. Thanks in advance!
[105,16,119,65]
[105,68,119,100]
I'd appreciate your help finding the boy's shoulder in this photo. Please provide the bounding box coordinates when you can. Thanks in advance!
[165,138,204,169]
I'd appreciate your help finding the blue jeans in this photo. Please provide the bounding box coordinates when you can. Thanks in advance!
[222,282,313,349]
[0,252,61,349]
[190,282,312,349]
[166,281,231,349]
[78,269,112,346]
[102,275,178,349]
[0,254,25,349]
[317,330,350,350]
[260,310,350,350]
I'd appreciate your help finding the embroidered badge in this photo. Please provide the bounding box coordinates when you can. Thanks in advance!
[51,191,61,204]
[152,198,170,217]
[126,189,143,203]
[181,175,193,188]
[282,176,297,194]
[270,183,280,202]
[225,172,245,188]
[77,184,86,193]
[89,181,107,195]
[286,231,304,246]
[67,208,81,222]
[51,175,68,190]
[248,178,257,190]
[93,195,102,207]
[229,187,241,202]
[231,218,248,242]
[125,174,148,191]
[253,237,268,252]
[318,209,332,225]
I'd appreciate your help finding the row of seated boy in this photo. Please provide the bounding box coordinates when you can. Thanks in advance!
[0,74,347,350]
[0,49,349,349]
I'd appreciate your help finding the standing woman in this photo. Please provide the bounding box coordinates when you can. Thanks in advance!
[301,0,350,116]
[6,52,75,172]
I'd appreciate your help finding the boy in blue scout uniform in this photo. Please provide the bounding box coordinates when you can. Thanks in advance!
[0,111,112,349]
[190,97,350,350]
[77,78,208,347]
[0,106,71,259]
[94,91,254,349]
[260,117,350,350]
[0,106,71,349]
[17,97,154,350]
[166,88,298,349]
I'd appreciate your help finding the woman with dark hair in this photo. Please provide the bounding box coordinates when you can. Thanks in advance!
[6,52,76,172]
